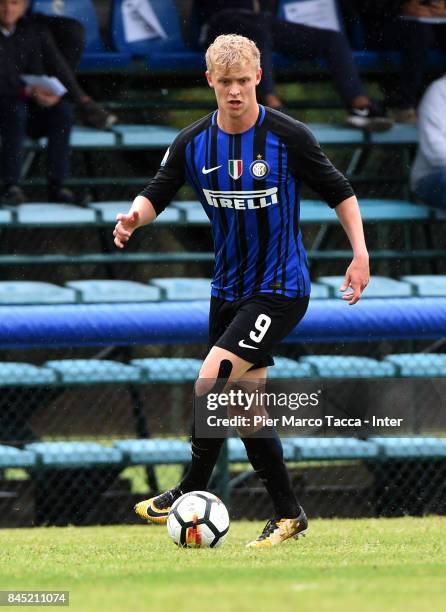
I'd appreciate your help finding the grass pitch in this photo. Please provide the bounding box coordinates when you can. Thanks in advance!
[0,517,445,612]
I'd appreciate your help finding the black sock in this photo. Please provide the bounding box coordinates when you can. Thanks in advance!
[180,361,233,493]
[241,426,300,517]
[179,431,224,492]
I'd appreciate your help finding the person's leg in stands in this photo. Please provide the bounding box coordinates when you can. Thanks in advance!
[27,97,74,202]
[45,98,74,202]
[273,22,364,106]
[0,97,27,204]
[30,14,86,69]
[30,13,116,130]
[435,24,446,54]
[397,19,434,118]
[271,19,392,129]
[413,170,446,211]
[362,17,433,122]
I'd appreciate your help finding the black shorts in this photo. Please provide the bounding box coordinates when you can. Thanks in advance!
[208,293,310,370]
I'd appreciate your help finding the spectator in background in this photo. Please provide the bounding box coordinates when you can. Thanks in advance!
[411,73,446,209]
[0,0,115,206]
[351,0,446,123]
[194,0,393,131]
[27,3,117,129]
[28,7,86,71]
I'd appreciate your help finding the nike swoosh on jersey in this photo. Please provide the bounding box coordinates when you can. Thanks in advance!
[238,339,259,350]
[202,165,222,174]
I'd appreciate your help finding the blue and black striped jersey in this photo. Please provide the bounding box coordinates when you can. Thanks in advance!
[140,105,354,300]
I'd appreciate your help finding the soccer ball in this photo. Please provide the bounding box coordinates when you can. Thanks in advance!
[167,491,230,548]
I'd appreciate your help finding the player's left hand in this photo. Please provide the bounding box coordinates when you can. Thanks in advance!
[340,255,369,305]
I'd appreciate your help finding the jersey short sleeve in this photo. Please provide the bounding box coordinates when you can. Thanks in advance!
[139,133,186,216]
[282,119,355,208]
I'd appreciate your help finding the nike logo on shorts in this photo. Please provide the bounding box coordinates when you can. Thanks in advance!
[202,165,222,174]
[238,339,259,350]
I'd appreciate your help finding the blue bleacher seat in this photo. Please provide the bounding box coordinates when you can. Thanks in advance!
[148,278,211,301]
[369,124,418,145]
[66,280,160,303]
[88,201,181,225]
[171,201,209,224]
[114,439,190,464]
[25,441,124,468]
[372,437,446,459]
[15,203,97,226]
[400,275,446,297]
[112,125,179,148]
[316,275,414,298]
[32,0,131,69]
[0,282,77,305]
[69,127,117,148]
[228,437,295,462]
[0,445,36,469]
[112,0,203,71]
[307,123,419,149]
[383,354,446,377]
[310,282,331,299]
[300,200,337,223]
[306,123,364,145]
[268,357,315,379]
[130,358,202,382]
[26,127,117,150]
[0,209,12,225]
[289,437,380,461]
[300,355,397,378]
[0,362,58,386]
[343,15,446,74]
[351,50,381,70]
[44,359,143,385]
[359,200,431,222]
[146,206,183,225]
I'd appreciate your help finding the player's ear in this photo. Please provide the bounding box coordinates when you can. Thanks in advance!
[255,68,262,87]
[206,71,214,89]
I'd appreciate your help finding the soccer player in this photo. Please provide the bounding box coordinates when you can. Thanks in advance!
[113,34,369,548]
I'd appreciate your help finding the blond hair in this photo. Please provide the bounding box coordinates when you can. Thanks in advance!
[206,34,260,73]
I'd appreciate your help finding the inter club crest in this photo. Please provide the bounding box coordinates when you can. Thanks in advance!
[249,159,270,179]
[228,159,243,179]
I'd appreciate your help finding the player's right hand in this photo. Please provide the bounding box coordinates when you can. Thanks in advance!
[113,210,140,248]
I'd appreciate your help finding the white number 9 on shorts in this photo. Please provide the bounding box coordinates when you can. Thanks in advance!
[249,314,272,343]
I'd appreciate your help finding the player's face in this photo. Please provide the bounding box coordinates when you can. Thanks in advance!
[0,0,28,29]
[206,60,262,120]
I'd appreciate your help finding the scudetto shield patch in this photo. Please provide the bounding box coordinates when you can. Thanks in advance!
[228,159,243,179]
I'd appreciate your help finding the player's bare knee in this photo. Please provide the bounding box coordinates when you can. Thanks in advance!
[195,358,233,396]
